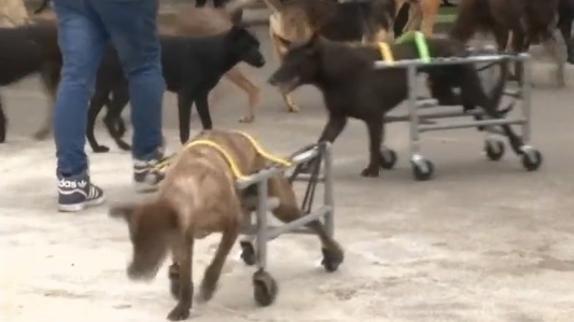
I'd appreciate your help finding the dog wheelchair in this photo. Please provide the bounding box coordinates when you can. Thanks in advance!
[375,39,543,181]
[234,141,340,306]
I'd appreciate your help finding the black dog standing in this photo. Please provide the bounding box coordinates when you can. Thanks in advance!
[269,36,518,177]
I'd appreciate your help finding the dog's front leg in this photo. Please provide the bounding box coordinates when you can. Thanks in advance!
[168,235,194,321]
[199,224,239,302]
[177,91,194,144]
[362,119,383,177]
[296,115,348,173]
[318,115,348,143]
[104,86,131,151]
[87,92,110,153]
[195,92,213,130]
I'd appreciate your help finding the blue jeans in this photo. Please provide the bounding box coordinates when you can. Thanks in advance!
[53,0,165,177]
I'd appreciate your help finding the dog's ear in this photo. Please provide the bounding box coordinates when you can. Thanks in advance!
[109,203,137,222]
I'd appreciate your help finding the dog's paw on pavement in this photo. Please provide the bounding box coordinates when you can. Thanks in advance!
[167,305,190,321]
[361,166,380,177]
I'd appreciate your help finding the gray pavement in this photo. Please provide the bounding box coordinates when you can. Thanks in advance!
[1,26,574,322]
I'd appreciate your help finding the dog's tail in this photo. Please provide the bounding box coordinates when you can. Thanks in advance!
[34,0,51,14]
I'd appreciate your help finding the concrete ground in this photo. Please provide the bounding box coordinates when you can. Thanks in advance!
[2,25,574,322]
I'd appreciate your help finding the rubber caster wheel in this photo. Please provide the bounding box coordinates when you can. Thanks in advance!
[253,269,278,307]
[380,149,398,170]
[240,241,256,266]
[521,149,543,171]
[411,158,434,181]
[485,140,505,161]
[321,248,344,272]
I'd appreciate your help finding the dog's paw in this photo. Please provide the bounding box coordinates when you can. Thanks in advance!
[117,141,131,151]
[93,145,110,153]
[361,166,380,177]
[239,115,255,123]
[167,305,190,321]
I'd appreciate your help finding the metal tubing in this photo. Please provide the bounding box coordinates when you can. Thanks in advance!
[255,180,269,270]
[521,58,532,144]
[323,144,335,237]
[407,65,420,157]
[374,54,528,70]
[267,206,331,240]
[419,118,526,132]
[236,145,321,190]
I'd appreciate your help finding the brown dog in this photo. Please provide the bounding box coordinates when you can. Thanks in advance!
[451,0,564,86]
[163,0,261,122]
[0,0,30,27]
[395,0,441,36]
[110,129,343,321]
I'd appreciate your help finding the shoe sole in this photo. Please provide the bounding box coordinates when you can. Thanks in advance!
[58,195,106,213]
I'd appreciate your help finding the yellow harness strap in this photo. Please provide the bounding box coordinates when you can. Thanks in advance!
[234,131,292,167]
[378,42,395,64]
[184,140,247,180]
[153,132,292,179]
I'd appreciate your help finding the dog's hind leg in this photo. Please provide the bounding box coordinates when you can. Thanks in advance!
[34,63,61,141]
[167,235,194,321]
[362,119,384,177]
[460,70,524,155]
[177,91,194,144]
[195,92,213,130]
[269,176,343,269]
[105,86,131,151]
[87,91,110,153]
[225,67,259,123]
[199,223,239,302]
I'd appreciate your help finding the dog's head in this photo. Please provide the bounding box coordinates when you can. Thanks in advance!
[268,34,322,94]
[226,26,265,68]
[110,201,177,281]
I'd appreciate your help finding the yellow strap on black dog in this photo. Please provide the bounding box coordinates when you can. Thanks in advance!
[378,42,395,64]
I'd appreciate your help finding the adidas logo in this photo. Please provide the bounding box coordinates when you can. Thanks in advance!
[58,179,88,189]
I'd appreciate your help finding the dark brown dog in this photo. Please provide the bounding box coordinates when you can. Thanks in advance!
[110,129,343,321]
[269,35,519,177]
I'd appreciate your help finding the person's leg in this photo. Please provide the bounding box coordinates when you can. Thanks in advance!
[53,0,108,211]
[90,0,165,191]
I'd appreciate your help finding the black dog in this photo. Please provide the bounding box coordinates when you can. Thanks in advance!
[0,22,60,143]
[269,35,520,177]
[86,26,265,153]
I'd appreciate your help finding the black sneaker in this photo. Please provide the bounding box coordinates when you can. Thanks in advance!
[133,152,169,193]
[57,173,105,212]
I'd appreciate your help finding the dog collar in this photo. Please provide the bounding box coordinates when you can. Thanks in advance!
[378,42,395,64]
[395,31,431,63]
